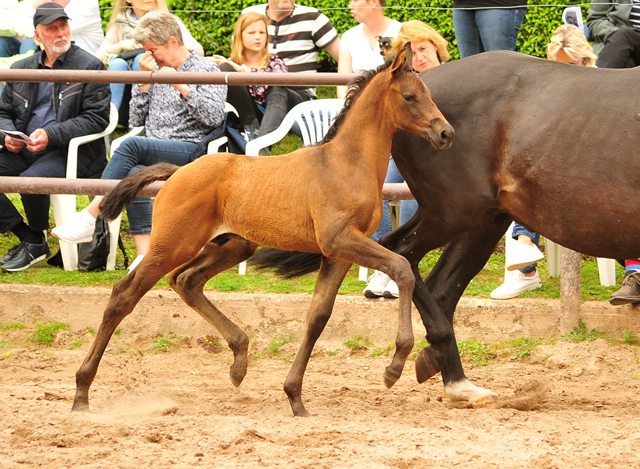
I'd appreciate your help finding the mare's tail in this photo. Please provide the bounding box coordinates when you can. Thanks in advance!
[100,163,180,221]
[249,249,322,278]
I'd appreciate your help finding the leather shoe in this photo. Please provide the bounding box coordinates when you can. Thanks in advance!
[610,271,640,306]
[2,241,51,273]
[0,243,22,266]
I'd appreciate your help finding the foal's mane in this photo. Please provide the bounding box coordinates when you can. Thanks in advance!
[320,58,394,145]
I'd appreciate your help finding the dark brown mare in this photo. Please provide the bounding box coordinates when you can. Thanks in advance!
[256,51,640,407]
[71,47,454,417]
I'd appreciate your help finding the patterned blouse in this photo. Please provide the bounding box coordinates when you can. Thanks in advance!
[248,55,287,106]
[130,53,227,142]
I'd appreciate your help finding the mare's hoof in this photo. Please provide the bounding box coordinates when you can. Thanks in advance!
[229,371,245,387]
[415,348,440,384]
[472,395,498,409]
[383,369,400,389]
[293,408,311,418]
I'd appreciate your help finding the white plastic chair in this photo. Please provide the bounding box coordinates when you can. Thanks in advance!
[105,103,240,270]
[241,99,345,275]
[50,102,118,271]
[504,221,617,286]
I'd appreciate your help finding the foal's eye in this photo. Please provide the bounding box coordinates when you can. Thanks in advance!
[403,94,415,103]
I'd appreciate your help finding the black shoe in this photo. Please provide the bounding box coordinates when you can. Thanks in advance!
[1,241,51,273]
[610,271,640,306]
[0,243,22,266]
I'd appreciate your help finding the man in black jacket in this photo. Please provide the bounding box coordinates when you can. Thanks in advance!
[0,3,110,272]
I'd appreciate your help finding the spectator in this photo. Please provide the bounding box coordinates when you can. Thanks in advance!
[212,12,288,141]
[95,0,203,111]
[337,0,400,98]
[587,2,640,304]
[52,11,226,272]
[491,24,596,300]
[364,20,449,298]
[0,2,110,272]
[242,0,340,104]
[0,0,104,56]
[452,0,528,58]
[588,0,640,68]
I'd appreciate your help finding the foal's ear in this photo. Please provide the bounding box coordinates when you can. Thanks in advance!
[389,42,413,77]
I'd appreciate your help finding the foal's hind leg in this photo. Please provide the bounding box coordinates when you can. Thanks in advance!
[73,258,182,411]
[167,235,257,387]
[284,256,352,417]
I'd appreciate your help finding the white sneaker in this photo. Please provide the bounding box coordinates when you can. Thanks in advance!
[382,280,399,298]
[364,271,390,298]
[129,254,145,272]
[490,270,541,300]
[51,212,95,244]
[506,243,545,271]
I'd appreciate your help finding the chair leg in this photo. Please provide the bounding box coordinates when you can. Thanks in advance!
[597,258,616,286]
[106,214,122,271]
[238,260,247,275]
[545,239,562,278]
[51,194,78,271]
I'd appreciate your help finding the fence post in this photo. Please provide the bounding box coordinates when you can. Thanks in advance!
[560,247,581,333]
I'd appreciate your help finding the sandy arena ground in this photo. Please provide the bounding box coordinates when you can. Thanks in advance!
[1,286,640,468]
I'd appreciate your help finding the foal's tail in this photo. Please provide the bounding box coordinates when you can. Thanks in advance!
[249,249,322,278]
[100,163,180,221]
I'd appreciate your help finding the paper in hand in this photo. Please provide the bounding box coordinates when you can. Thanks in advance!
[0,130,32,142]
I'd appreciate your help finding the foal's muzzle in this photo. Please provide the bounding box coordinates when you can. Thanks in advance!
[426,118,455,150]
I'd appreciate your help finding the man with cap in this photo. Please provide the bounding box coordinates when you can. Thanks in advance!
[0,2,110,272]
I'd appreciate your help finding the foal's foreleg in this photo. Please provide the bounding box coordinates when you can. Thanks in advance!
[284,257,351,417]
[323,232,415,389]
[167,236,257,387]
[72,263,172,411]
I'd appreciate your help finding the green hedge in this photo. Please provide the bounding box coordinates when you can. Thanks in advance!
[98,1,590,69]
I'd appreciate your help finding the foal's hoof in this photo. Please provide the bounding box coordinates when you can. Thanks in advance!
[383,368,401,389]
[229,371,245,387]
[472,395,498,409]
[415,348,440,384]
[71,401,90,413]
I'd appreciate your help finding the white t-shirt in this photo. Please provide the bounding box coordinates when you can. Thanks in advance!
[339,20,401,73]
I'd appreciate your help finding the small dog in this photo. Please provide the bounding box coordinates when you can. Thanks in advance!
[377,36,393,58]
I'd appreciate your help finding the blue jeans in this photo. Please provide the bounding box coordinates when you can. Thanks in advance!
[512,222,540,274]
[0,36,21,57]
[453,7,527,58]
[371,158,419,243]
[108,55,143,110]
[0,148,67,233]
[103,137,197,235]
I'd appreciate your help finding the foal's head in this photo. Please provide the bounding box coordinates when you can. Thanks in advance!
[381,43,454,150]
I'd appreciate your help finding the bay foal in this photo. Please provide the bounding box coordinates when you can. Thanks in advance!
[72,47,454,416]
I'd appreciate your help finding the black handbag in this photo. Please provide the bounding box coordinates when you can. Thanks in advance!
[117,48,145,64]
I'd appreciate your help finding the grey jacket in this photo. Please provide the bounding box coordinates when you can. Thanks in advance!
[588,0,633,55]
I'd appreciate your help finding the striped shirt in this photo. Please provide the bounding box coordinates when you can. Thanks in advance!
[631,0,640,31]
[241,4,338,74]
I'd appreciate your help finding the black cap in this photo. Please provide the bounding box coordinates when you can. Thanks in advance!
[33,3,70,28]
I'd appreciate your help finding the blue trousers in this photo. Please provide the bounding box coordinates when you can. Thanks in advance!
[453,7,527,58]
[108,55,143,110]
[512,222,540,274]
[371,158,418,243]
[102,136,197,235]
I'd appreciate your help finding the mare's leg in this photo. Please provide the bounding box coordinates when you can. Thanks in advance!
[284,257,352,417]
[167,235,257,386]
[73,247,197,411]
[322,230,417,389]
[423,215,511,405]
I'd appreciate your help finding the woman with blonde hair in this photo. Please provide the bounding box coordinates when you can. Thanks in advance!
[213,12,291,143]
[364,20,449,299]
[547,24,597,66]
[95,0,203,110]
